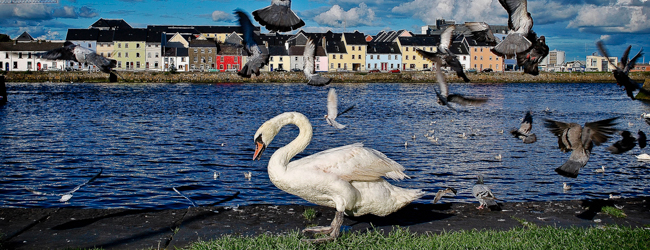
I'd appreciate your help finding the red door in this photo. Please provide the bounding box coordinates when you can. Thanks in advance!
[381,63,387,71]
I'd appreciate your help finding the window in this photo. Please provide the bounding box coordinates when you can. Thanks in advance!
[474,48,477,52]
[194,57,198,62]
[332,55,336,59]
[201,49,205,53]
[270,57,273,61]
[136,62,141,68]
[496,57,499,61]
[331,63,334,68]
[279,57,283,62]
[378,55,380,60]
[358,46,361,51]
[201,57,205,63]
[463,56,466,60]
[220,56,224,62]
[368,63,371,68]
[423,64,428,69]
[339,55,343,59]
[390,63,393,68]
[316,64,320,70]
[219,64,224,70]
[155,53,159,58]
[118,61,122,68]
[118,52,122,58]
[480,56,483,60]
[101,53,104,57]
[352,46,355,51]
[18,52,22,59]
[410,64,415,69]
[181,58,185,62]
[136,53,140,58]
[27,61,32,69]
[489,56,492,60]
[125,43,129,48]
[194,49,198,53]
[352,55,355,59]
[28,52,31,59]
[148,53,151,58]
[13,62,17,69]
[234,57,238,63]
[208,49,212,53]
[155,62,159,68]
[406,47,409,51]
[405,55,409,60]
[126,52,129,58]
[338,63,341,68]
[480,48,483,52]
[295,56,298,61]
[474,56,477,60]
[496,64,499,70]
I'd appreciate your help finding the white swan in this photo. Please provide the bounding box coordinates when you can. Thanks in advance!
[253,112,424,242]
[636,153,650,161]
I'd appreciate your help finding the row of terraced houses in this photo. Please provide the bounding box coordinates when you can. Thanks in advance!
[1,18,524,73]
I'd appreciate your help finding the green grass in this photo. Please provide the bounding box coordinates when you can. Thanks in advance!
[602,206,627,218]
[302,208,317,221]
[185,226,650,250]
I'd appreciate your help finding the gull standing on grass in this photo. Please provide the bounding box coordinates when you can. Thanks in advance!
[304,38,332,86]
[25,168,103,202]
[472,175,498,210]
[252,0,305,33]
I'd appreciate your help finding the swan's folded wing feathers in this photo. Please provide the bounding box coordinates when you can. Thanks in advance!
[289,143,408,182]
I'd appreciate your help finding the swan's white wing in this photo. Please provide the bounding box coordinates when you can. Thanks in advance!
[327,88,339,119]
[303,38,315,78]
[288,143,408,182]
[439,25,455,51]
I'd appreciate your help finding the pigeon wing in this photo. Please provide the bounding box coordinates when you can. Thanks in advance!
[544,119,573,152]
[439,25,454,51]
[447,94,488,106]
[519,111,533,134]
[303,38,315,77]
[327,88,339,119]
[596,41,621,71]
[583,117,619,147]
[624,48,644,74]
[252,0,305,32]
[465,22,497,45]
[34,45,77,61]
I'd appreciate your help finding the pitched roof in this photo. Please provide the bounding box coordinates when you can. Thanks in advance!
[324,31,346,53]
[367,42,401,54]
[372,30,410,42]
[163,47,189,57]
[398,35,440,46]
[449,42,469,55]
[113,28,147,41]
[0,41,66,52]
[343,31,367,45]
[16,32,34,41]
[189,39,217,48]
[258,33,291,46]
[268,45,288,56]
[97,30,115,43]
[90,18,133,30]
[288,45,326,56]
[66,29,99,41]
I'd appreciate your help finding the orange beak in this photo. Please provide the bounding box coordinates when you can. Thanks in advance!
[253,141,266,160]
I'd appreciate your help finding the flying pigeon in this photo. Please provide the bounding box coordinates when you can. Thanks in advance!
[465,22,498,46]
[607,130,637,154]
[33,42,121,81]
[596,41,647,100]
[516,35,549,76]
[416,25,470,82]
[234,10,270,78]
[492,0,535,56]
[324,88,347,129]
[544,117,619,178]
[432,187,457,204]
[25,168,103,202]
[252,0,305,33]
[303,38,331,86]
[472,175,498,209]
[426,55,487,110]
[510,111,537,143]
[642,113,650,126]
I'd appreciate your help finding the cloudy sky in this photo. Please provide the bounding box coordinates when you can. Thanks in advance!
[1,0,648,62]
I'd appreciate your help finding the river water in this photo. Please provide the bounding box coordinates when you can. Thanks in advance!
[1,82,648,209]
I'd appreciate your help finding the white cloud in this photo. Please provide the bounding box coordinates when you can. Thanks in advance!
[0,4,98,20]
[568,3,650,33]
[211,10,233,22]
[313,3,376,27]
[392,0,505,25]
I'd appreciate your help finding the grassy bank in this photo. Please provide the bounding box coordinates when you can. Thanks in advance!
[186,226,650,250]
[3,71,648,84]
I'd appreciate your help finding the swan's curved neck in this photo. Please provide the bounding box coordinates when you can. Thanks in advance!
[269,113,313,175]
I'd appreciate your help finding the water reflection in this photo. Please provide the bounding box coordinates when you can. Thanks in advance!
[0,82,649,209]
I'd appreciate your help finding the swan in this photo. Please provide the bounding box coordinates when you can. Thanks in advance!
[636,153,650,161]
[253,112,424,242]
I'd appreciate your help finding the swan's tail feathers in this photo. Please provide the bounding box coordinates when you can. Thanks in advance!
[350,181,424,217]
[252,5,305,33]
[493,33,532,56]
[307,74,332,86]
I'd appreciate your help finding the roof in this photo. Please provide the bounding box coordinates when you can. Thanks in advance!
[288,45,326,56]
[189,39,217,48]
[286,31,326,47]
[16,32,34,41]
[0,41,66,52]
[145,27,164,43]
[163,47,189,57]
[217,43,245,56]
[258,33,291,46]
[97,30,115,43]
[449,42,469,55]
[324,31,346,54]
[366,42,401,54]
[372,30,410,42]
[90,18,133,30]
[113,28,147,42]
[398,35,440,46]
[196,26,258,33]
[66,29,99,41]
[343,31,366,45]
[268,45,288,56]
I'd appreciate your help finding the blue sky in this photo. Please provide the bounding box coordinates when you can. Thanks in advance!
[1,0,649,63]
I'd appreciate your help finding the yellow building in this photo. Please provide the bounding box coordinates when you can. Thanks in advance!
[324,31,348,72]
[112,28,147,70]
[397,35,438,71]
[342,31,367,71]
[96,30,115,60]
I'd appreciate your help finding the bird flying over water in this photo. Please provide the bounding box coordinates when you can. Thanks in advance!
[25,168,103,202]
[433,187,457,204]
[596,41,647,100]
[303,38,331,86]
[472,175,498,209]
[511,111,537,143]
[607,130,637,154]
[492,0,534,55]
[465,22,498,46]
[516,35,549,76]
[35,42,117,74]
[544,117,619,178]
[416,25,470,83]
[252,0,305,33]
[325,88,347,129]
[234,10,270,78]
[427,55,488,110]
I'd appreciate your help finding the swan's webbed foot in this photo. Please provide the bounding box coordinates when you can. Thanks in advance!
[301,211,344,243]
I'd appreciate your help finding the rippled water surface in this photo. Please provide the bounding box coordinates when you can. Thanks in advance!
[1,82,649,209]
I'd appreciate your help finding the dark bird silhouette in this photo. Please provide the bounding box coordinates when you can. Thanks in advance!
[511,111,537,143]
[638,130,647,149]
[492,0,534,55]
[303,38,331,86]
[416,25,470,83]
[465,22,498,46]
[234,10,270,78]
[544,117,619,178]
[606,130,637,154]
[596,41,647,100]
[516,35,549,76]
[253,0,305,33]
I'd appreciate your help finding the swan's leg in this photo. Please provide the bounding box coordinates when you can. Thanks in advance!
[302,211,344,243]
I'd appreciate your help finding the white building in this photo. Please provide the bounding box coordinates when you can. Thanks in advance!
[540,49,565,72]
[0,35,68,72]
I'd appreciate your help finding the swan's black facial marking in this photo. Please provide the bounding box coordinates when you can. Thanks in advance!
[253,135,266,160]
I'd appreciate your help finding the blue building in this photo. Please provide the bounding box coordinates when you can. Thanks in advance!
[366,42,401,72]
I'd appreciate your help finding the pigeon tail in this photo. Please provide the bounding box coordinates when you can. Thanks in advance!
[237,64,253,78]
[307,74,332,86]
[523,133,537,144]
[493,33,532,55]
[253,5,305,33]
[555,160,584,178]
[447,94,489,106]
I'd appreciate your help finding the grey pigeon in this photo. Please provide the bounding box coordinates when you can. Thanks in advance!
[234,10,270,78]
[416,25,470,82]
[516,35,549,76]
[544,117,619,178]
[304,38,331,86]
[426,55,487,110]
[472,175,498,209]
[638,130,647,149]
[433,187,457,204]
[607,130,637,154]
[492,0,534,55]
[252,0,305,33]
[596,41,647,100]
[324,88,346,129]
[34,41,120,81]
[511,111,537,143]
[465,22,498,46]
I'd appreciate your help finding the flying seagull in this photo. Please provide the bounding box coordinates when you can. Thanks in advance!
[432,187,457,204]
[303,38,331,86]
[492,0,534,55]
[472,175,498,209]
[511,111,537,143]
[234,10,270,78]
[596,41,647,100]
[606,130,637,154]
[252,0,305,33]
[34,42,120,81]
[324,88,348,129]
[544,117,619,178]
[416,25,470,82]
[25,168,103,202]
[465,22,498,46]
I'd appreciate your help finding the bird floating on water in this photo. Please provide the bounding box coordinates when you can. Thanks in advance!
[636,153,650,161]
[609,194,621,199]
[244,171,252,180]
[563,182,571,190]
[253,112,423,242]
[594,166,605,173]
[495,154,502,161]
[214,171,220,179]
